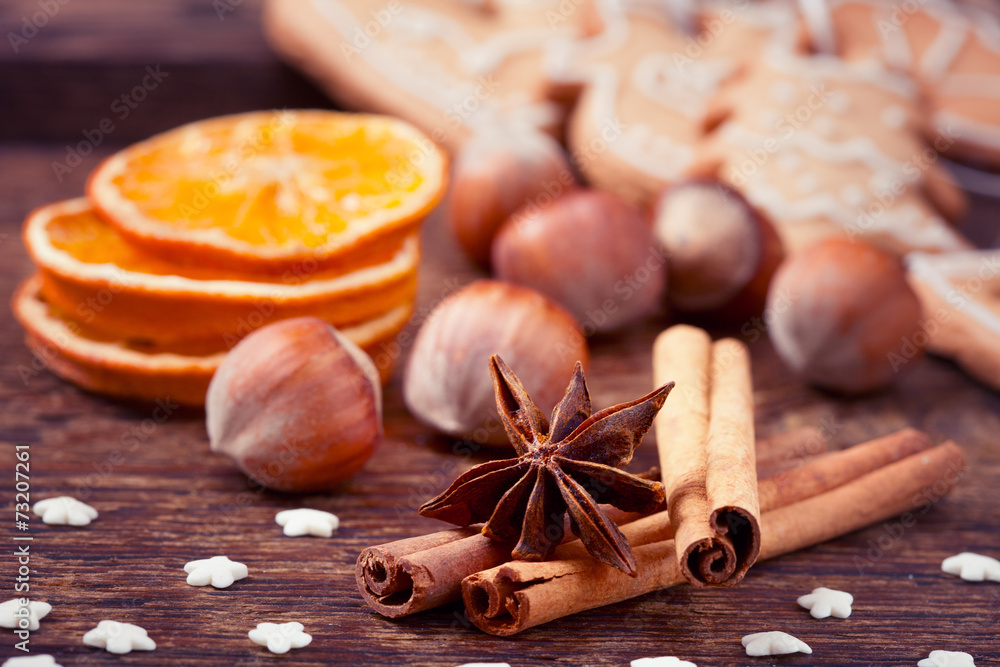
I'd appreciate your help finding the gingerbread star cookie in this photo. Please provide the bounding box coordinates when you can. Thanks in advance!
[264,0,578,150]
[703,49,970,255]
[820,0,1000,166]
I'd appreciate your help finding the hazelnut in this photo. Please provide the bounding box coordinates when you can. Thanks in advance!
[653,179,784,322]
[207,317,381,492]
[492,189,666,332]
[404,280,587,447]
[448,126,577,267]
[766,239,924,394]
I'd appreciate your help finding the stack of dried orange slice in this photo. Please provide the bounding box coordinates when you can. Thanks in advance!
[13,110,447,405]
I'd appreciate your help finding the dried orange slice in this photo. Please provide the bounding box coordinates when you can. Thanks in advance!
[88,110,446,271]
[12,276,411,406]
[24,199,420,343]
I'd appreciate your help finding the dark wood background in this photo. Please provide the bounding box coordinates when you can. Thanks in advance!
[1,1,998,665]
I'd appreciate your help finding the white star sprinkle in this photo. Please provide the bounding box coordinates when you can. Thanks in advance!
[184,555,248,589]
[82,620,156,654]
[942,552,1000,582]
[275,508,340,537]
[0,599,52,631]
[918,650,976,667]
[248,621,312,654]
[1,656,62,667]
[742,631,812,656]
[797,586,854,619]
[33,496,97,526]
[632,657,698,667]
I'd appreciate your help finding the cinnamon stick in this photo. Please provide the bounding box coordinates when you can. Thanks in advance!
[755,426,828,478]
[757,427,930,510]
[462,440,965,636]
[356,507,640,618]
[515,428,930,561]
[358,427,924,617]
[358,527,504,617]
[653,325,760,586]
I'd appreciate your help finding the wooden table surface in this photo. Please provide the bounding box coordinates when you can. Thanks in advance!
[1,2,999,665]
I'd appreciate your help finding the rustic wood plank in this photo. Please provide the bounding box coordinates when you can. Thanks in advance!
[0,0,269,62]
[0,0,333,143]
[1,147,999,666]
[0,61,334,144]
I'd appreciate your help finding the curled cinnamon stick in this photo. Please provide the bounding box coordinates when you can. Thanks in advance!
[357,507,640,618]
[357,526,483,617]
[653,325,760,587]
[462,440,965,636]
[357,427,919,617]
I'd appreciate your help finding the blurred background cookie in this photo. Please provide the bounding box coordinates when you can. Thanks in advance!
[265,0,577,150]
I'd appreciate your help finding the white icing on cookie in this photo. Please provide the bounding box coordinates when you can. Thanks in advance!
[770,80,798,104]
[744,179,965,251]
[757,109,782,129]
[588,67,695,180]
[387,5,571,77]
[310,0,570,131]
[812,115,836,136]
[722,124,901,173]
[795,173,820,193]
[881,12,914,69]
[544,0,632,83]
[907,251,1000,337]
[554,0,759,181]
[827,91,851,114]
[881,104,907,129]
[764,49,917,98]
[825,0,1000,164]
[777,152,802,171]
[840,183,868,206]
[869,169,898,190]
[829,0,1000,96]
[466,26,563,75]
[714,49,971,253]
[918,2,978,80]
[632,55,736,118]
[936,110,1000,150]
[702,0,798,30]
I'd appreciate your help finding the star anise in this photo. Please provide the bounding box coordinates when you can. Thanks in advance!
[419,355,674,576]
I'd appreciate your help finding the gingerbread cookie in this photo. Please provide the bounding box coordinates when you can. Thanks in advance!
[818,0,1000,166]
[264,0,578,151]
[266,0,976,259]
[907,249,1000,390]
[551,0,802,203]
[701,49,971,255]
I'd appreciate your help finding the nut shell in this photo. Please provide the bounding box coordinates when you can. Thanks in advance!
[492,190,666,332]
[767,239,923,394]
[207,317,382,492]
[654,179,783,322]
[448,128,576,267]
[404,280,588,447]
